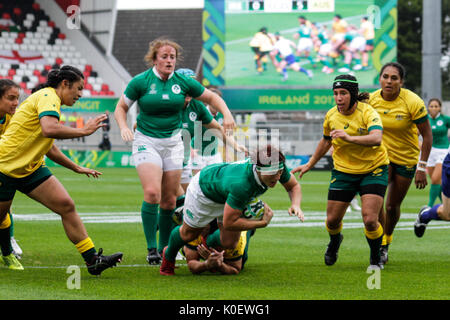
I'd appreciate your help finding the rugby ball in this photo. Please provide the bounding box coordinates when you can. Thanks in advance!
[242,198,265,220]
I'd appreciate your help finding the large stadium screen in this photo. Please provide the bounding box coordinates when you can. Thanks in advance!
[224,0,393,88]
[202,0,397,110]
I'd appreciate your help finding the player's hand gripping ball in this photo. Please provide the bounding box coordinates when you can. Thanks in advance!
[242,198,265,220]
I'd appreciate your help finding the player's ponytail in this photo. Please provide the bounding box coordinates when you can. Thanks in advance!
[46,65,84,88]
[357,92,370,102]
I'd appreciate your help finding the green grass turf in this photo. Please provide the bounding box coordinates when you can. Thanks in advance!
[1,168,449,300]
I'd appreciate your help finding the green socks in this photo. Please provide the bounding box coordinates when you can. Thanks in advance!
[142,198,186,252]
[165,226,185,261]
[141,201,159,250]
[428,184,442,207]
[158,208,175,253]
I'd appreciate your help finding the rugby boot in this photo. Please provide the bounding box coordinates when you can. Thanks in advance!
[324,234,343,266]
[87,248,122,275]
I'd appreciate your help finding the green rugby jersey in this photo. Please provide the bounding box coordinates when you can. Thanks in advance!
[124,67,205,138]
[429,113,450,149]
[297,25,312,38]
[191,109,224,157]
[198,159,291,210]
[181,99,213,165]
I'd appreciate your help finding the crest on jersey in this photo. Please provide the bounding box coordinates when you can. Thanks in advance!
[189,112,197,122]
[149,84,157,94]
[172,84,181,94]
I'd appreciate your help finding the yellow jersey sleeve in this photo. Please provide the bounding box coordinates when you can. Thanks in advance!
[36,90,61,120]
[322,107,337,138]
[0,88,61,178]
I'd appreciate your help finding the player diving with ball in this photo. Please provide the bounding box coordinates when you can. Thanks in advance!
[160,144,303,275]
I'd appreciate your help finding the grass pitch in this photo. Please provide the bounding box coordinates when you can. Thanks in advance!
[1,168,449,301]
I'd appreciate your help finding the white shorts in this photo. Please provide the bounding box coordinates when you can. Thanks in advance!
[427,147,448,167]
[297,37,313,52]
[181,162,192,184]
[132,130,184,171]
[190,153,223,170]
[319,43,332,56]
[183,173,225,228]
[350,37,366,52]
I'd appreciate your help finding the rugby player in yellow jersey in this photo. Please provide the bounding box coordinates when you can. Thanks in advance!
[0,79,24,270]
[183,226,257,275]
[369,62,432,265]
[292,74,389,269]
[0,66,123,275]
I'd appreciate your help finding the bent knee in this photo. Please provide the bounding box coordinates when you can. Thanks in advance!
[56,197,76,215]
[143,188,161,203]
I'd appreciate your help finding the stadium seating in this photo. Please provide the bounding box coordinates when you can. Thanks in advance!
[0,0,115,96]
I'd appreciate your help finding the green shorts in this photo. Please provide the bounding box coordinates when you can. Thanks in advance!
[390,162,416,179]
[328,165,388,202]
[0,166,52,201]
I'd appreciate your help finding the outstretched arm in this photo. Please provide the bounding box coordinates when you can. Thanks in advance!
[291,137,332,178]
[46,145,102,178]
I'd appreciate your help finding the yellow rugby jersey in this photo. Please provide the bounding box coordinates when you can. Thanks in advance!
[323,102,389,174]
[0,87,61,178]
[187,231,247,261]
[332,19,348,34]
[369,88,428,167]
[0,113,12,137]
[361,20,375,40]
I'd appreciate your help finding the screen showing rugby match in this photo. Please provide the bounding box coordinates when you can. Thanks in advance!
[223,0,397,88]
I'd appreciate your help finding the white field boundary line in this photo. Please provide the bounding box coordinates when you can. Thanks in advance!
[8,209,450,270]
[18,263,187,270]
[13,211,450,231]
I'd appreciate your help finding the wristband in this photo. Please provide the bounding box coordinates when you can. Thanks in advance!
[416,166,426,172]
[418,160,427,166]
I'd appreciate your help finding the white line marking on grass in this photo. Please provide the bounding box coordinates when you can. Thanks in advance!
[13,211,450,232]
[20,263,187,270]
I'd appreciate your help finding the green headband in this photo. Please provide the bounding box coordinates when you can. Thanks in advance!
[333,79,358,84]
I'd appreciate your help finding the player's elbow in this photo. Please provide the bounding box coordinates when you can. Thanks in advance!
[41,126,57,138]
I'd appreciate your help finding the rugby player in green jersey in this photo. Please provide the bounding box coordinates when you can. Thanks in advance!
[114,39,236,265]
[160,145,303,275]
[424,98,450,207]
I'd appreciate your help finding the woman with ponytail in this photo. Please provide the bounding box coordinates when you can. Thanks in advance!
[292,74,389,270]
[0,65,123,275]
[369,62,432,265]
